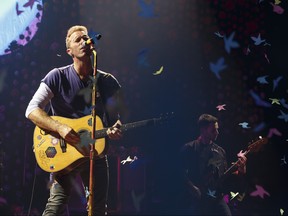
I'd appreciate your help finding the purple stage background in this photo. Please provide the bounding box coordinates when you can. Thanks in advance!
[0,0,287,215]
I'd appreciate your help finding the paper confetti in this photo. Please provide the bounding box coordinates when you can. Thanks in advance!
[207,189,217,198]
[250,185,270,199]
[269,98,280,105]
[251,33,266,46]
[230,191,239,200]
[153,66,164,75]
[239,122,250,129]
[121,156,138,165]
[216,104,226,111]
[209,57,227,80]
[224,31,240,54]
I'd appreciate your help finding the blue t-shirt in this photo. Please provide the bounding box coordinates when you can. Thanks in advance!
[42,64,121,126]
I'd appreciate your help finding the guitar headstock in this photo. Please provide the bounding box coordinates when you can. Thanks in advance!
[247,136,268,153]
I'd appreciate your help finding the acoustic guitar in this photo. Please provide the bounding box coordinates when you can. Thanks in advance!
[33,114,170,174]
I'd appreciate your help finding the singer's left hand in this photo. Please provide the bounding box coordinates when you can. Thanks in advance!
[107,120,122,140]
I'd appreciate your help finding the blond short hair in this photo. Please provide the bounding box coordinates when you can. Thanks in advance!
[65,25,88,48]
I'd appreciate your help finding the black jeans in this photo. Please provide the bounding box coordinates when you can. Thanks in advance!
[42,156,109,216]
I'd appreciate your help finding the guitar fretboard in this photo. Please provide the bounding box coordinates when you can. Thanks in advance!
[94,118,158,139]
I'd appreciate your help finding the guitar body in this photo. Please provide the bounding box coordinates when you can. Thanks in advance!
[33,115,105,173]
[33,113,171,173]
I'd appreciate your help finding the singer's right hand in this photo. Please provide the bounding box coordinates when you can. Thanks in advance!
[56,124,80,145]
[56,124,90,155]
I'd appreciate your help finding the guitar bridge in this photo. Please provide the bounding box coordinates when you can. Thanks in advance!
[60,139,67,153]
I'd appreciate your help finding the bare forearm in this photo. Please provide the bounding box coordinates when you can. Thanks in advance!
[27,108,61,132]
[28,108,82,149]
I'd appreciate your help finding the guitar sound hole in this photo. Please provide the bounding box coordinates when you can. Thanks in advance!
[78,130,94,148]
[78,130,89,136]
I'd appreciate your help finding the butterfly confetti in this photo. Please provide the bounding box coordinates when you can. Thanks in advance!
[280,98,288,109]
[216,104,226,111]
[251,33,266,46]
[257,75,269,84]
[278,110,288,122]
[207,189,217,198]
[223,194,229,204]
[237,150,247,158]
[138,0,157,18]
[281,155,287,165]
[214,31,224,38]
[269,98,280,105]
[249,90,272,108]
[239,122,250,129]
[267,128,282,138]
[224,31,240,54]
[264,53,270,64]
[209,57,227,80]
[270,2,285,14]
[16,2,24,16]
[121,156,138,165]
[153,66,164,75]
[273,76,283,91]
[250,184,270,199]
[230,191,239,200]
[275,0,281,5]
[253,122,266,132]
[264,42,271,46]
[85,186,90,198]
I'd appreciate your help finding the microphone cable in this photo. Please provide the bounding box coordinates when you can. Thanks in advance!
[27,162,38,216]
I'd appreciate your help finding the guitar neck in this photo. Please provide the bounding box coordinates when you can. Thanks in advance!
[94,118,158,139]
[224,149,250,175]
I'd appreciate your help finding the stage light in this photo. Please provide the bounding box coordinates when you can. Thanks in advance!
[0,0,43,56]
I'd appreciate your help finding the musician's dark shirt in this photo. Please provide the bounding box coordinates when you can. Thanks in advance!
[180,139,228,198]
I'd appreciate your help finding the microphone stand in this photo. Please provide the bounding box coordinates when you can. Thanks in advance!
[88,44,97,216]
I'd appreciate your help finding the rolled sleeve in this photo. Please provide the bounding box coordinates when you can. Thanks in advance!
[25,82,54,118]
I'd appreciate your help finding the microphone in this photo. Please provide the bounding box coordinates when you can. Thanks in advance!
[82,34,102,47]
[95,34,102,40]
